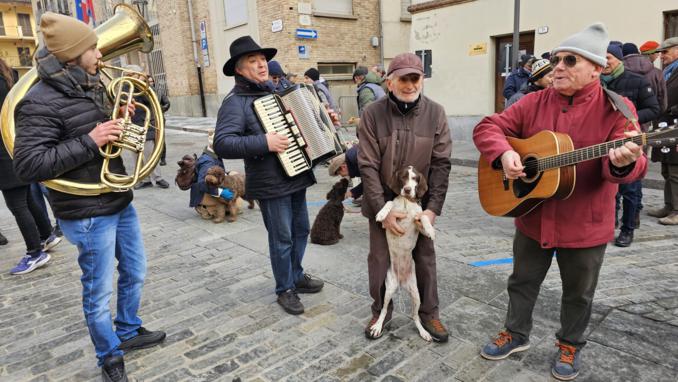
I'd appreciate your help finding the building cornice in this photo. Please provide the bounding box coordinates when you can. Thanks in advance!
[407,0,476,15]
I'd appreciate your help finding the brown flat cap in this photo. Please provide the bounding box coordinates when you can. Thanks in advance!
[387,53,424,78]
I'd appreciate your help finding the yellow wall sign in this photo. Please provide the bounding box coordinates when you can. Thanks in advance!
[469,43,487,56]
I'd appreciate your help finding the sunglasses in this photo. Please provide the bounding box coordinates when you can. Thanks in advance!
[550,54,580,68]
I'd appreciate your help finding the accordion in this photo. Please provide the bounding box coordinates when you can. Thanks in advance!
[253,84,346,177]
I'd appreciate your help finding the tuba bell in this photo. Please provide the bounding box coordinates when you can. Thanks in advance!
[0,4,164,196]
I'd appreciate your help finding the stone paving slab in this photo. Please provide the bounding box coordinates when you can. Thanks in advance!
[0,129,676,382]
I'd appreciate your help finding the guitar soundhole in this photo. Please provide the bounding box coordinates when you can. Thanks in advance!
[513,156,542,198]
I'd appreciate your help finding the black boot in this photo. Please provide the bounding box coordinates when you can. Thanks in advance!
[614,230,633,247]
[102,355,128,382]
[277,289,304,315]
[294,273,324,293]
[118,327,166,352]
[0,231,7,245]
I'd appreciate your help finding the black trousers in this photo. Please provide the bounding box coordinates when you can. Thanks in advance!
[505,230,606,347]
[661,163,678,211]
[1,185,52,254]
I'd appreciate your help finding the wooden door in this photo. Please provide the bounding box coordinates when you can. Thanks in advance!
[494,32,535,113]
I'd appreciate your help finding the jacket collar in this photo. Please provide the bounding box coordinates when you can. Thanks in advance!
[387,92,424,117]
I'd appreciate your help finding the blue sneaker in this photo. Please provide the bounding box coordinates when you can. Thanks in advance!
[42,233,62,252]
[10,252,51,275]
[552,341,581,381]
[480,330,530,360]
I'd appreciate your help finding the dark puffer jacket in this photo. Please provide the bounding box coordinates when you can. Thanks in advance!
[0,72,23,191]
[623,54,667,112]
[213,76,315,200]
[13,76,132,219]
[604,69,660,125]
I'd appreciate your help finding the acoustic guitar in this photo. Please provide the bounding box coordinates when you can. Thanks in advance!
[478,125,678,217]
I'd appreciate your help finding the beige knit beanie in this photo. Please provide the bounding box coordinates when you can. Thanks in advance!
[40,12,98,63]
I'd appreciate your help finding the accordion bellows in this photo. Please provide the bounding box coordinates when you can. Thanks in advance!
[253,84,345,177]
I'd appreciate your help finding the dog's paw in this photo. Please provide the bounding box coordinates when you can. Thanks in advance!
[375,201,393,222]
[424,227,436,241]
[418,328,433,342]
[370,323,383,338]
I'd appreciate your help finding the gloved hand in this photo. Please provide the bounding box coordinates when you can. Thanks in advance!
[217,187,234,201]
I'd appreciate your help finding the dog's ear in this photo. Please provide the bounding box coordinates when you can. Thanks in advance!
[415,171,428,199]
[388,169,403,195]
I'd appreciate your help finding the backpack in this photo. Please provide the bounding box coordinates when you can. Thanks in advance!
[175,153,198,190]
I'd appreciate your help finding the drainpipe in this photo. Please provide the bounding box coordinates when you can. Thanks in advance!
[511,0,520,69]
[187,0,207,117]
[378,0,384,67]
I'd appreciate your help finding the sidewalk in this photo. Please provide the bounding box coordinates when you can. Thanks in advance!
[165,115,665,189]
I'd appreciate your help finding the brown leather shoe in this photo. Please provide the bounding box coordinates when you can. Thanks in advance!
[648,206,672,218]
[659,212,678,225]
[422,319,449,343]
[364,315,391,340]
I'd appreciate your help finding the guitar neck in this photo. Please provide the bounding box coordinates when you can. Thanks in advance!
[538,134,646,171]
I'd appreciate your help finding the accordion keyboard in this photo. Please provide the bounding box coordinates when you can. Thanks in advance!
[253,95,311,177]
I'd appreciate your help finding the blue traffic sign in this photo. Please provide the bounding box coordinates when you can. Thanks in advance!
[296,28,318,39]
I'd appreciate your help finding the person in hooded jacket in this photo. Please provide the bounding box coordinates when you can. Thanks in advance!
[506,59,553,108]
[602,43,660,247]
[354,66,386,115]
[623,42,667,114]
[304,67,337,110]
[268,60,293,92]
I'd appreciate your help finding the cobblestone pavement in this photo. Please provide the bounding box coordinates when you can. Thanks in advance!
[1,127,677,382]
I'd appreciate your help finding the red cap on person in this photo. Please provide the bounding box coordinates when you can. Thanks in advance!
[639,41,660,55]
[387,53,424,78]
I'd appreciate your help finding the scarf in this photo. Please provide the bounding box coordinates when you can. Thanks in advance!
[35,47,109,115]
[600,62,625,86]
[664,59,678,81]
[234,74,274,94]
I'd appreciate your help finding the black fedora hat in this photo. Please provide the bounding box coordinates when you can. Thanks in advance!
[223,35,277,76]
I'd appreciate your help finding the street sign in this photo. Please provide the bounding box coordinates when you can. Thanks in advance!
[272,19,283,33]
[200,20,210,67]
[298,45,309,59]
[296,28,318,39]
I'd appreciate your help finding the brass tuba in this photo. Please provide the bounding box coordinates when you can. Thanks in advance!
[0,4,164,195]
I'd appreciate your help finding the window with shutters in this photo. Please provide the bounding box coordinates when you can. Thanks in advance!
[18,14,32,37]
[224,0,248,28]
[313,0,353,17]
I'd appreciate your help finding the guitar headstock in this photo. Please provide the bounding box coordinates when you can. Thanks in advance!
[647,122,678,149]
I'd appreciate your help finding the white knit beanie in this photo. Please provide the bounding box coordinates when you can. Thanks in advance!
[552,23,609,67]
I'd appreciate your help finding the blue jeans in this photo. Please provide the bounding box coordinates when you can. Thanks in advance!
[58,204,146,366]
[258,189,310,294]
[616,180,642,232]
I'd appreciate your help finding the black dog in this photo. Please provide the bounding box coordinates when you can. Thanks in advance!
[310,178,349,245]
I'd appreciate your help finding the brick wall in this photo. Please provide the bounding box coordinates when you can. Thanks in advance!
[256,0,381,79]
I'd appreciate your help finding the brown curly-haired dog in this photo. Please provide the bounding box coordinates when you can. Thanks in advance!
[310,178,349,245]
[204,166,254,222]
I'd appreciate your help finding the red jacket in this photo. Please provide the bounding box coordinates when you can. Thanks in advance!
[474,81,648,248]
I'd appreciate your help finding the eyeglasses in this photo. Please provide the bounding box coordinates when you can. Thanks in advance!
[550,54,580,68]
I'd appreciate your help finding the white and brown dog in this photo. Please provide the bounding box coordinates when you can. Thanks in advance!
[371,165,435,341]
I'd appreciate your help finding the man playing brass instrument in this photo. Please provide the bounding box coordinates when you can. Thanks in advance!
[12,13,164,382]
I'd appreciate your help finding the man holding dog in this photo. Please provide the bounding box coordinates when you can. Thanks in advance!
[473,24,647,380]
[214,36,324,316]
[12,13,165,382]
[358,52,452,342]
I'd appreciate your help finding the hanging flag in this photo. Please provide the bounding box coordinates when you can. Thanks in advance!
[75,0,96,26]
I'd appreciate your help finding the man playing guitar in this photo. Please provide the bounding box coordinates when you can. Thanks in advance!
[473,23,646,381]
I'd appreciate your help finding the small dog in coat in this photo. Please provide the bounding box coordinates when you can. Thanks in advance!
[310,178,349,245]
[204,166,254,222]
[370,165,435,341]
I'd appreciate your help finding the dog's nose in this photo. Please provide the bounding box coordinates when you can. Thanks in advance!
[403,187,412,194]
